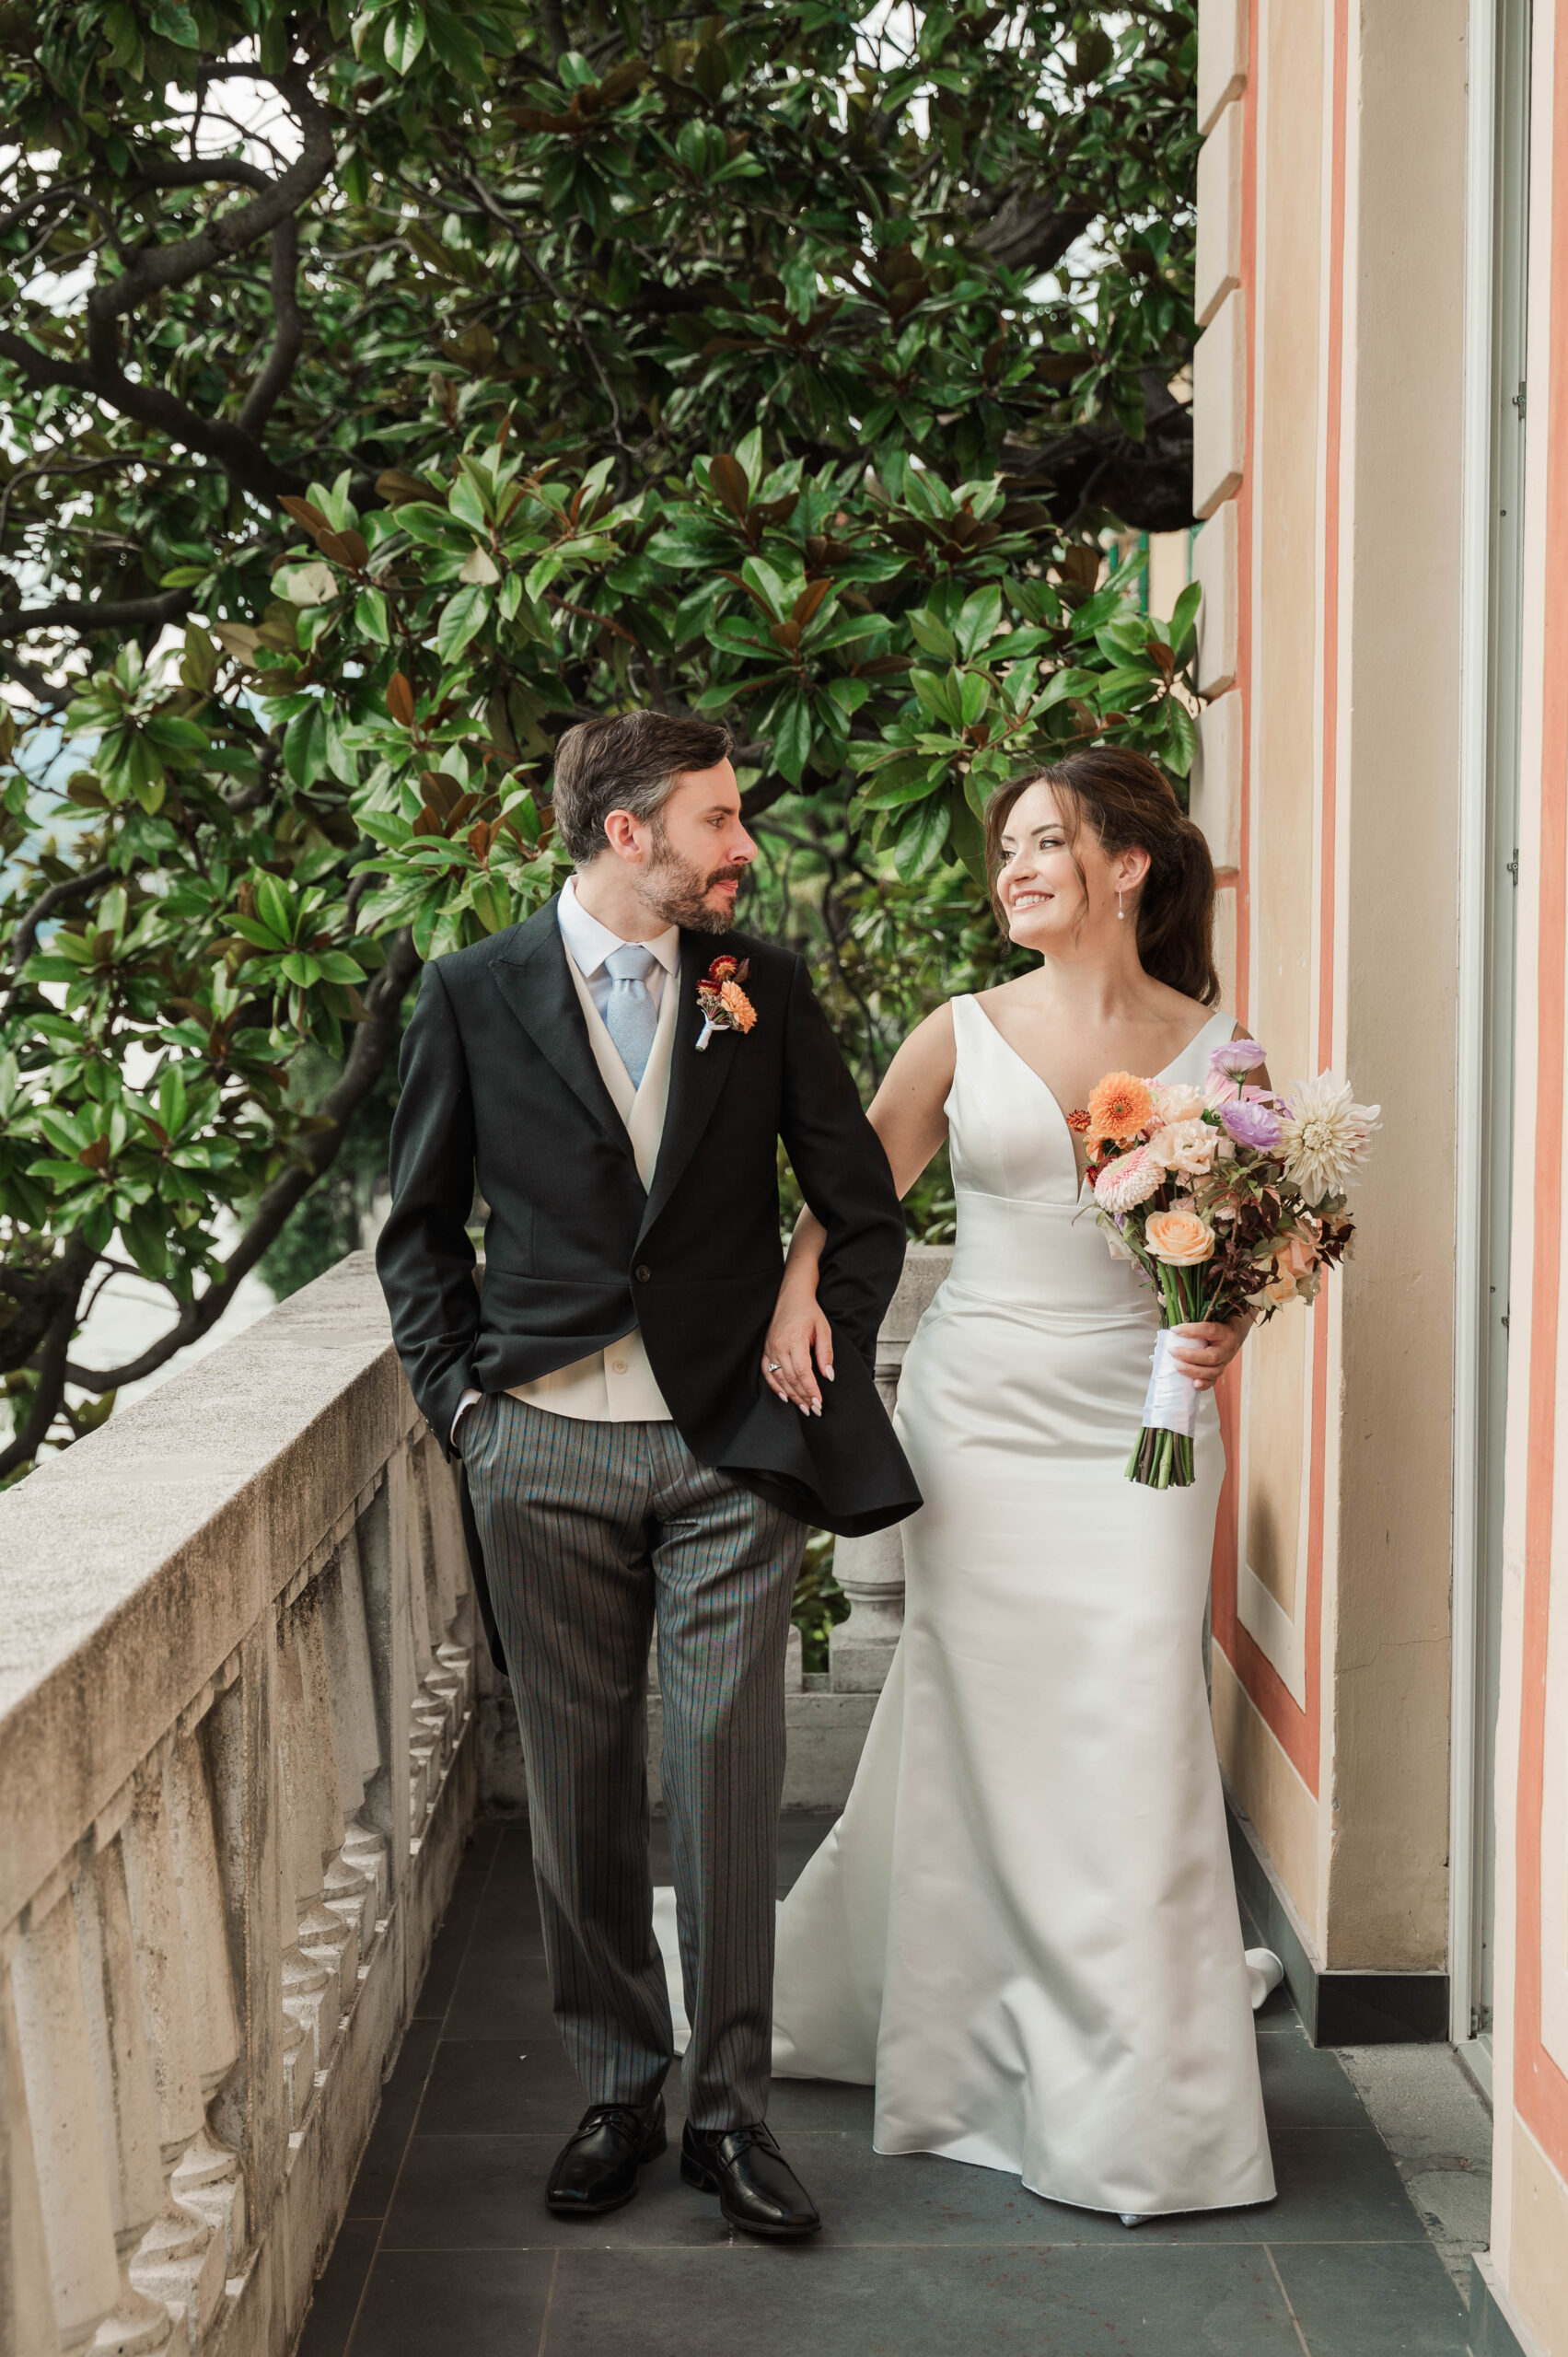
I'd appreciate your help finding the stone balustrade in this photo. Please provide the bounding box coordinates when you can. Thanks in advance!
[828,1246,950,1693]
[0,1253,477,2357]
[0,1240,950,2356]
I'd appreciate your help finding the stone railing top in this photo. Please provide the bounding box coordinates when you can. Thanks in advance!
[0,1249,413,1935]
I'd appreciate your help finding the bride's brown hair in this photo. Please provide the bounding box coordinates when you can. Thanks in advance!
[983,747,1220,1006]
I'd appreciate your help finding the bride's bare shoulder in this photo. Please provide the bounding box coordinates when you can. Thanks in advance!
[877,1000,958,1098]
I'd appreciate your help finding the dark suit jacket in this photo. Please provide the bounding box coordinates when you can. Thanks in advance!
[375,898,921,1545]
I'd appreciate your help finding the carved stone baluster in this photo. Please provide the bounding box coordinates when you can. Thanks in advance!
[419,1434,477,1739]
[404,1460,442,1833]
[118,1771,226,2349]
[1,1945,58,2356]
[273,1618,335,2096]
[162,1730,245,2274]
[10,1884,153,2354]
[295,1586,367,2009]
[359,1463,413,1907]
[325,1523,388,1925]
[71,1842,176,2354]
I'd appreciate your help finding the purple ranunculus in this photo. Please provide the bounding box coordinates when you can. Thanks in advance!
[1220,1097,1283,1151]
[1209,1037,1268,1079]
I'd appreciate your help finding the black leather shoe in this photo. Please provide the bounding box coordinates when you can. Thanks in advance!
[680,2120,822,2240]
[545,2095,666,2218]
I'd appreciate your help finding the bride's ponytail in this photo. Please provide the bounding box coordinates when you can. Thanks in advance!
[983,748,1221,1006]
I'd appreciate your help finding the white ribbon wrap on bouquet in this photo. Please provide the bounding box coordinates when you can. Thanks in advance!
[1141,1327,1200,1438]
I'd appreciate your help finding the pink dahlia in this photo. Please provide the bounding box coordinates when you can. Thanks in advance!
[1094,1145,1165,1214]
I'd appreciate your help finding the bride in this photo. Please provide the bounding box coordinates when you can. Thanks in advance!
[759,748,1279,2223]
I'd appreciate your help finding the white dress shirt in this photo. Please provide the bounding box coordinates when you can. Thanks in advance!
[452,878,679,1441]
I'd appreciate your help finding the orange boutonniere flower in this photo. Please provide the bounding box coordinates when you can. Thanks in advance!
[695,955,758,1051]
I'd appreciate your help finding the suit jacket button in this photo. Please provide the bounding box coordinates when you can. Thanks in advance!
[633,1263,652,1283]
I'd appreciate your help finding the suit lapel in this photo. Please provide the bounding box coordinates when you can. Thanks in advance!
[638,933,743,1240]
[491,900,635,1161]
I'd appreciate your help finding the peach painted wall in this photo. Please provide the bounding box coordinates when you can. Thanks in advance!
[1195,0,1466,1971]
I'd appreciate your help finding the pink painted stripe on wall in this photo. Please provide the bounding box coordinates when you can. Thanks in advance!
[1516,0,1568,2183]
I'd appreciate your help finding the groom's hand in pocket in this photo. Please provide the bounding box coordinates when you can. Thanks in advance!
[763,1293,835,1417]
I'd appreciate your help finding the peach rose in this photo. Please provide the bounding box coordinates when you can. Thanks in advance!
[1151,1081,1205,1125]
[1145,1207,1217,1266]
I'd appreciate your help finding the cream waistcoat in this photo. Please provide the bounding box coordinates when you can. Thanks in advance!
[503,940,679,1422]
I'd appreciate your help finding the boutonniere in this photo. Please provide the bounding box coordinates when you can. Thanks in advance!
[695,955,758,1051]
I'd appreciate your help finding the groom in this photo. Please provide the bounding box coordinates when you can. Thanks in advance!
[377,709,917,2240]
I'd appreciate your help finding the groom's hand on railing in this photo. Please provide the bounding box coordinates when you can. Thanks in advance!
[763,1289,835,1417]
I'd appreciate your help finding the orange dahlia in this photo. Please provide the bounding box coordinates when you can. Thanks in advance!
[718,979,757,1032]
[1086,1070,1155,1144]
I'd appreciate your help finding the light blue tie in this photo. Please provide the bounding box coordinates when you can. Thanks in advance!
[602,944,659,1088]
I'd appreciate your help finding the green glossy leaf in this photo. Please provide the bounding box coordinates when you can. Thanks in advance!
[435,583,492,664]
[382,0,426,74]
[253,872,296,946]
[953,584,1003,660]
[772,694,813,785]
[354,586,390,644]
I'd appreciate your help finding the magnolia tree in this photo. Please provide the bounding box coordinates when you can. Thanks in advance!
[0,0,1202,1474]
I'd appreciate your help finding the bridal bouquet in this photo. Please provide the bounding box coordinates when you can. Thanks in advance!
[1081,1041,1379,1490]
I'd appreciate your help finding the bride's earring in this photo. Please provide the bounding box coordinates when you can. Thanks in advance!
[1117,888,1125,921]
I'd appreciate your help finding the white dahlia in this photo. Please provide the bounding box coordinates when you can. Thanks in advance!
[1277,1074,1381,1204]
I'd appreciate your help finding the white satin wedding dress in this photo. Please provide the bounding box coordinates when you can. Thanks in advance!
[764,993,1277,2219]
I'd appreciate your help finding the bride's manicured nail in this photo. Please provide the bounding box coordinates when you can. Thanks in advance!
[823,1368,835,1381]
[811,1402,821,1417]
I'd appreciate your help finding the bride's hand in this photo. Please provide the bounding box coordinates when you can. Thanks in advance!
[762,1288,835,1416]
[1167,1315,1252,1392]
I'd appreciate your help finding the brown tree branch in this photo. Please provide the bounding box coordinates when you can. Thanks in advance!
[0,586,192,644]
[237,215,303,441]
[3,863,114,993]
[0,1233,96,1482]
[0,68,333,509]
[971,196,1096,276]
[63,931,422,1393]
[86,68,333,326]
[128,155,273,195]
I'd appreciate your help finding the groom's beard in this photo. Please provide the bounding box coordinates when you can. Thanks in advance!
[640,834,748,935]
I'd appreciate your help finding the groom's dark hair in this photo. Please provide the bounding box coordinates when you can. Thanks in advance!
[551,710,734,866]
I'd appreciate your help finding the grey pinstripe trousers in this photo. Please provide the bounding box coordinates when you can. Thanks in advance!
[463,1392,807,2130]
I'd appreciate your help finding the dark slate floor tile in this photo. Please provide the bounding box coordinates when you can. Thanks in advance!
[345,2018,442,2221]
[382,2132,725,2250]
[758,2132,1140,2248]
[344,2247,556,2356]
[445,1881,549,1969]
[543,2245,1304,2357]
[295,2218,380,2357]
[1167,2130,1426,2245]
[1270,2241,1471,2354]
[416,2036,586,2138]
[1258,2030,1368,2128]
[765,2075,877,2131]
[437,1934,565,2040]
